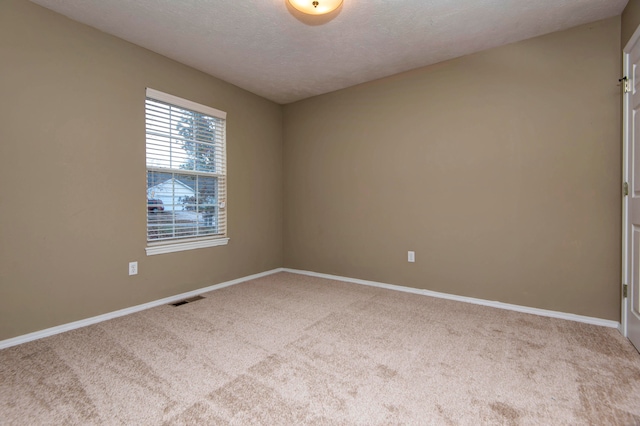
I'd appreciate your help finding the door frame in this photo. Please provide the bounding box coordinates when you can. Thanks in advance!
[622,24,640,338]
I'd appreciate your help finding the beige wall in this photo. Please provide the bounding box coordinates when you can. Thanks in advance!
[0,1,625,341]
[623,0,640,47]
[0,0,283,340]
[283,17,622,320]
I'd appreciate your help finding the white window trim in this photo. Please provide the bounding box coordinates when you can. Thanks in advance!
[146,88,227,120]
[146,237,230,256]
[145,88,228,256]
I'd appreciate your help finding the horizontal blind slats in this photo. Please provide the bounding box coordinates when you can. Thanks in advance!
[145,92,227,243]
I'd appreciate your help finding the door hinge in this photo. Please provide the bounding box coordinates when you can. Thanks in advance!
[624,284,628,298]
[621,76,632,93]
[624,182,629,196]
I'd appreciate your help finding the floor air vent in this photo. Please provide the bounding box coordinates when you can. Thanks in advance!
[170,295,205,307]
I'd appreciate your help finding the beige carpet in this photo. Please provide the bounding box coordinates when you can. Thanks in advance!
[1,272,640,425]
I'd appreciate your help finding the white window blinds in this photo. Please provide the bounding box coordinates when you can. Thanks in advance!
[145,89,227,246]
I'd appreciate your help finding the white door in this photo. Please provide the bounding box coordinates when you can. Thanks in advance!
[624,27,640,352]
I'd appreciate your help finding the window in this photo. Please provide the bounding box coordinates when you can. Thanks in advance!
[145,88,228,255]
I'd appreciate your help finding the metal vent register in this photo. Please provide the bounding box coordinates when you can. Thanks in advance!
[169,295,205,307]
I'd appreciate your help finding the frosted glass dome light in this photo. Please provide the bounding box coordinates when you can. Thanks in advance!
[288,0,343,15]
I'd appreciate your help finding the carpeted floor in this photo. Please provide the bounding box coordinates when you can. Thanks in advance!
[1,272,639,425]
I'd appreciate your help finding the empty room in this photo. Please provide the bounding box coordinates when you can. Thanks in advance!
[2,0,640,423]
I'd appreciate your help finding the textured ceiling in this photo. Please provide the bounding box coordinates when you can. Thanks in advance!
[31,0,627,104]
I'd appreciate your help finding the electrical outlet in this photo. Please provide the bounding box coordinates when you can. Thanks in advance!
[129,261,138,276]
[408,251,415,263]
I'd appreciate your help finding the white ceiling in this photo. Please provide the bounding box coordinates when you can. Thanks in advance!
[31,0,627,104]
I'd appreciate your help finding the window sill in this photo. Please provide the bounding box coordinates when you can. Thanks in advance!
[146,237,229,256]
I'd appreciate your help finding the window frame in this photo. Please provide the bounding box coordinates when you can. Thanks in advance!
[144,88,229,256]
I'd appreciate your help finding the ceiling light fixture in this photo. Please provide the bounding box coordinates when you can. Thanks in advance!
[288,0,343,15]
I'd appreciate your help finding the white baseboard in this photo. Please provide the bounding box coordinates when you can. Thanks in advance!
[283,268,620,329]
[0,268,285,350]
[1,266,620,350]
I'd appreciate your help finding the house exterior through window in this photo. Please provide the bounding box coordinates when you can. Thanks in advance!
[145,88,228,255]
